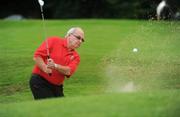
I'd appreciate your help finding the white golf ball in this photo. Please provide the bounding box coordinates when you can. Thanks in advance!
[133,48,138,52]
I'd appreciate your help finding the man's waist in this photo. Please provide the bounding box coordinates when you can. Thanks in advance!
[32,67,65,85]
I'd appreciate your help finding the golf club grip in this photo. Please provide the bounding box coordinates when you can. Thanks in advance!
[47,55,52,76]
[49,73,52,76]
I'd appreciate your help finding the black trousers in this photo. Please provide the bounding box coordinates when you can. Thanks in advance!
[29,74,64,100]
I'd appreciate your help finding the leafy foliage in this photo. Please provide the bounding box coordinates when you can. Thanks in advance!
[1,0,180,19]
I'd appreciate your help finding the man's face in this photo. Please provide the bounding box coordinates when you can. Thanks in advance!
[69,30,84,49]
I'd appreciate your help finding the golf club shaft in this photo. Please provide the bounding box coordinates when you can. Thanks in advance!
[39,4,51,76]
[40,5,50,59]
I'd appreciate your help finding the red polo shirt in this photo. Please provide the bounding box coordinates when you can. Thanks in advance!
[32,36,80,85]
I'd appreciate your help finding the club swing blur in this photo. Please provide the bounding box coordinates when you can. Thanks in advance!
[38,0,51,76]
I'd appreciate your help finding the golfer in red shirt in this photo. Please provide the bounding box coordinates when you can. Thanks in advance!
[29,27,84,100]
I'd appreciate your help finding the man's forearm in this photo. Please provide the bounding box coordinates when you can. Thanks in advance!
[33,56,47,72]
[54,64,71,76]
[46,58,71,76]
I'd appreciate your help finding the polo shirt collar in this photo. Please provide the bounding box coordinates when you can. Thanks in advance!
[63,38,74,51]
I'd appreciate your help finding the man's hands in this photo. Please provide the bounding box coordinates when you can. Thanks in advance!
[42,65,52,74]
[47,58,71,76]
[34,57,70,76]
[42,58,57,74]
[47,58,57,69]
[34,57,58,75]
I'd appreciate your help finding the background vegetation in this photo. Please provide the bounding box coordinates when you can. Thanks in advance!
[0,0,180,19]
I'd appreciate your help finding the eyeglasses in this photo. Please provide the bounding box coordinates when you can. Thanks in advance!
[71,33,84,42]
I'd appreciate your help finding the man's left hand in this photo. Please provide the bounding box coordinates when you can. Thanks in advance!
[47,58,56,69]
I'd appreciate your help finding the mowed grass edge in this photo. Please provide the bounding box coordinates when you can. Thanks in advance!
[0,90,180,117]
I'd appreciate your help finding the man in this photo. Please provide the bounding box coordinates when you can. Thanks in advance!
[29,27,84,100]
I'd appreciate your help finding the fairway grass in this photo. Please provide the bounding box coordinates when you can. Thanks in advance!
[0,20,180,116]
[1,91,180,117]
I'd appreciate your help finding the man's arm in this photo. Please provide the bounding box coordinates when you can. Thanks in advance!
[33,56,52,74]
[47,59,71,76]
[55,64,71,76]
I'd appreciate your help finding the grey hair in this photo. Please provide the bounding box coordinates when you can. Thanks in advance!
[65,27,77,37]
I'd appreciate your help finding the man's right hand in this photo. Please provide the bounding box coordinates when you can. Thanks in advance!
[43,65,52,74]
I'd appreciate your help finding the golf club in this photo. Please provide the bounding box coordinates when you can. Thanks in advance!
[38,0,51,76]
[38,0,50,59]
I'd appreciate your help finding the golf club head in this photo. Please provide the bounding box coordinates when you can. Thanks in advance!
[38,0,44,6]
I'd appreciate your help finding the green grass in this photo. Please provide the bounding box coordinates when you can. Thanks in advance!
[0,19,180,116]
[1,91,180,117]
